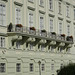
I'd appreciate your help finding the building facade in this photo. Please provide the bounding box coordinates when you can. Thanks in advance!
[0,0,75,75]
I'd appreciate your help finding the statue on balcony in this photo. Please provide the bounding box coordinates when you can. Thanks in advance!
[8,23,13,32]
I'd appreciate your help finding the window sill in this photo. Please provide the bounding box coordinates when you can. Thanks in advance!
[0,47,6,49]
[0,25,7,28]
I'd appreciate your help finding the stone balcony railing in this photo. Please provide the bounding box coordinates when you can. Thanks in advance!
[7,24,73,44]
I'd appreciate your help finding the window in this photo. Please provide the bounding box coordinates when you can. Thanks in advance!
[30,43,34,50]
[51,46,55,51]
[16,63,21,72]
[41,45,45,51]
[49,19,53,32]
[28,12,33,27]
[15,7,21,24]
[30,63,33,72]
[39,0,44,7]
[49,0,53,10]
[74,25,75,40]
[58,21,62,34]
[58,47,63,52]
[74,9,75,19]
[67,24,70,36]
[60,64,63,69]
[51,64,54,70]
[16,41,21,49]
[66,5,69,17]
[0,37,5,48]
[40,16,44,30]
[67,48,70,52]
[0,4,6,26]
[41,64,45,71]
[58,2,62,14]
[0,63,6,73]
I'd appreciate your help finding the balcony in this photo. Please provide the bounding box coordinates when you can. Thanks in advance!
[7,24,73,46]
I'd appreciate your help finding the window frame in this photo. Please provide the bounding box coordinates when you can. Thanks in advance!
[39,0,44,7]
[41,64,45,71]
[15,6,21,24]
[58,1,62,14]
[16,63,21,72]
[49,18,54,32]
[0,36,5,48]
[16,41,21,49]
[39,14,44,30]
[66,4,70,18]
[67,23,70,36]
[0,2,6,26]
[58,20,63,34]
[49,0,53,10]
[74,8,75,20]
[28,11,34,27]
[0,63,6,73]
[30,63,34,72]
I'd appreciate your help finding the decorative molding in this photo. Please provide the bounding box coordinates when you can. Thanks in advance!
[58,16,64,20]
[27,6,35,11]
[39,10,45,14]
[14,1,23,6]
[49,13,55,17]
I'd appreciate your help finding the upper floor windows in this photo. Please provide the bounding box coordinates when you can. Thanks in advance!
[67,24,70,36]
[39,0,44,7]
[74,8,75,20]
[28,12,33,27]
[0,4,6,26]
[40,16,44,30]
[58,2,62,14]
[49,0,53,10]
[0,63,6,73]
[74,25,75,40]
[49,18,53,32]
[58,20,63,34]
[15,7,21,24]
[66,4,70,17]
[0,36,5,48]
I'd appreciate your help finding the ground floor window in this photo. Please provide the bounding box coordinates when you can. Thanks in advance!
[0,63,6,73]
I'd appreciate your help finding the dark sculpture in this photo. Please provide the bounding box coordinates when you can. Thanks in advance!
[8,23,13,32]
